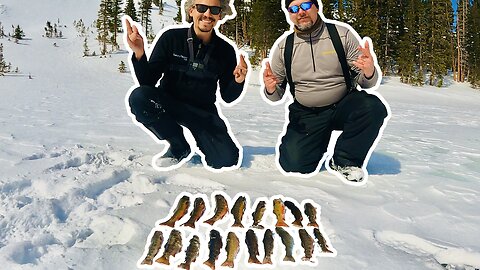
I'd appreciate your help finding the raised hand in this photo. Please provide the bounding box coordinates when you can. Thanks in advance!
[233,54,248,83]
[125,17,145,60]
[263,61,279,94]
[353,39,375,78]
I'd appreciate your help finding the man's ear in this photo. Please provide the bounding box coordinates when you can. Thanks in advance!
[189,6,194,18]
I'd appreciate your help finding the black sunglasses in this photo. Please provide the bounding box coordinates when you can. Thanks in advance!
[195,4,222,15]
[288,1,314,13]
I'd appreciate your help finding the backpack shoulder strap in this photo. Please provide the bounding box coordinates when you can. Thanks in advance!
[284,32,295,97]
[326,23,353,91]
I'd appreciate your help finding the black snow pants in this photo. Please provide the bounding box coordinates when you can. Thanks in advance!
[279,90,388,174]
[128,85,240,169]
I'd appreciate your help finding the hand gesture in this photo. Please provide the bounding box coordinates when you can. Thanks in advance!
[125,18,145,60]
[263,61,279,94]
[233,54,248,83]
[353,39,375,78]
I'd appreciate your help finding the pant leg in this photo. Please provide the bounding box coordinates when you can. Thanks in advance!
[331,90,388,167]
[279,102,334,174]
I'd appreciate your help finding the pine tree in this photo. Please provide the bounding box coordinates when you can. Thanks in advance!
[96,0,110,55]
[83,37,90,56]
[250,0,289,64]
[466,0,480,88]
[221,0,250,46]
[321,0,335,19]
[397,0,418,84]
[12,25,25,40]
[140,0,153,37]
[118,60,127,73]
[0,21,6,38]
[456,0,469,82]
[153,0,163,14]
[0,43,6,75]
[125,0,138,21]
[109,0,123,50]
[174,0,182,23]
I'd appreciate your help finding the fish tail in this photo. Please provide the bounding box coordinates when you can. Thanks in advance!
[302,256,312,262]
[252,224,264,229]
[221,260,234,268]
[140,258,153,265]
[307,222,319,228]
[159,220,175,227]
[248,256,262,264]
[182,221,195,228]
[275,220,289,227]
[204,218,215,225]
[292,220,303,227]
[203,259,215,270]
[178,262,190,270]
[232,222,244,228]
[155,255,170,265]
[284,255,296,262]
[262,256,272,264]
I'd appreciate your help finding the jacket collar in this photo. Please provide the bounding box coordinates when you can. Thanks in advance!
[294,16,325,39]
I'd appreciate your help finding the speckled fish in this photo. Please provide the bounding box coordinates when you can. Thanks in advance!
[231,196,246,228]
[262,229,274,264]
[221,232,240,268]
[160,195,190,227]
[275,227,296,262]
[304,202,319,228]
[178,235,201,270]
[251,200,266,229]
[182,197,206,228]
[299,229,315,261]
[155,229,183,265]
[203,229,223,270]
[285,200,303,227]
[313,228,334,253]
[273,198,289,227]
[140,230,164,265]
[204,194,229,226]
[245,229,262,264]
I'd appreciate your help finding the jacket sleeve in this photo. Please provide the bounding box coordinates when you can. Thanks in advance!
[218,45,245,104]
[131,31,170,87]
[264,41,287,102]
[344,29,379,89]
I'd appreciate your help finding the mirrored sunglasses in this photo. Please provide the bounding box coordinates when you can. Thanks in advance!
[195,4,222,15]
[288,1,314,13]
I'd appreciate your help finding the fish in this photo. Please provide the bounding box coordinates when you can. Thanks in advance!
[159,195,190,227]
[262,229,274,264]
[284,200,303,227]
[299,229,315,261]
[245,229,262,264]
[182,197,206,228]
[275,227,296,262]
[313,228,334,253]
[231,196,246,228]
[251,200,266,229]
[220,232,240,268]
[178,235,201,270]
[204,194,229,226]
[140,230,164,265]
[273,198,289,227]
[203,229,223,270]
[304,202,319,228]
[155,229,183,265]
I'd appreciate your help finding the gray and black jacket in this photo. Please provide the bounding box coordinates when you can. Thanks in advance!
[266,18,379,107]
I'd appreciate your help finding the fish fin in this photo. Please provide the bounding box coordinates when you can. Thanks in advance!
[307,222,319,228]
[248,257,262,264]
[221,260,234,268]
[178,262,190,270]
[262,256,272,264]
[283,255,296,262]
[203,259,215,270]
[275,221,289,227]
[141,258,153,265]
[155,256,170,265]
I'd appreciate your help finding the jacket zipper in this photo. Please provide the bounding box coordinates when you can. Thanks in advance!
[309,33,316,72]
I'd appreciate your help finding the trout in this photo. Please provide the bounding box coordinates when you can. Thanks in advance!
[182,197,206,228]
[299,229,315,261]
[273,198,289,227]
[160,195,190,227]
[231,196,246,228]
[245,229,262,264]
[204,229,223,270]
[304,202,319,228]
[313,228,334,253]
[204,194,229,226]
[221,232,240,268]
[251,200,266,229]
[140,230,163,265]
[178,235,201,270]
[275,227,296,262]
[285,200,303,227]
[262,229,274,264]
[155,229,183,265]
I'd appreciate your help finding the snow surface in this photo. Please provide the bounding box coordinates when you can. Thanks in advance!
[1,0,480,269]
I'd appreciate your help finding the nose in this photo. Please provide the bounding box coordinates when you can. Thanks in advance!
[203,8,212,16]
[298,8,307,16]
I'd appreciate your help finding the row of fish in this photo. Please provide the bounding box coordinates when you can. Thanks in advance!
[158,193,322,229]
[140,227,335,269]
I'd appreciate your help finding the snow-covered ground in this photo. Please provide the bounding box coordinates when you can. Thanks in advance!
[1,0,480,269]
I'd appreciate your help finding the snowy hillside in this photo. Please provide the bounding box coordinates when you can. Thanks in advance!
[1,0,480,270]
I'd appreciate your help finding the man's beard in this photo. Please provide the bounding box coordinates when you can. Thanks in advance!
[296,21,314,31]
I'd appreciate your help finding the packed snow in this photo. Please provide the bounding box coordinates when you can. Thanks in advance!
[1,0,479,269]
